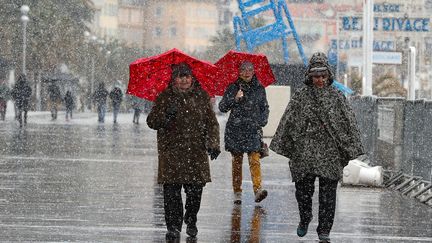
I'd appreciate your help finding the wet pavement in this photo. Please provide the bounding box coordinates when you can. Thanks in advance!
[0,111,431,242]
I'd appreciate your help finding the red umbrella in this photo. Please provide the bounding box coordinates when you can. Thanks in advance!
[127,48,218,101]
[214,50,276,96]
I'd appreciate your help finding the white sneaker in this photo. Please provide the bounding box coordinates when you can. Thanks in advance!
[233,192,242,204]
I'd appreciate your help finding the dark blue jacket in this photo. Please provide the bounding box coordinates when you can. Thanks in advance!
[109,87,123,106]
[219,76,269,153]
[93,86,108,106]
[11,77,32,111]
[64,91,74,109]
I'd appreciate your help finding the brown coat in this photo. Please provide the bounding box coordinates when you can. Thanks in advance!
[147,81,220,184]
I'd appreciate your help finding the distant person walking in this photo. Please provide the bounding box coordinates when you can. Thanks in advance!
[147,63,220,241]
[130,96,145,124]
[0,80,10,121]
[48,82,62,120]
[93,82,108,123]
[218,61,269,205]
[64,91,75,120]
[11,74,32,127]
[109,86,123,124]
[270,52,364,243]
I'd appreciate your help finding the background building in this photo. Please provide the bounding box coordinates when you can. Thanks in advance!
[141,0,221,53]
[252,0,431,97]
[87,0,430,97]
[118,0,145,47]
[90,0,119,40]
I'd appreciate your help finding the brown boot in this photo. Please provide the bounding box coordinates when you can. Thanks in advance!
[254,189,268,203]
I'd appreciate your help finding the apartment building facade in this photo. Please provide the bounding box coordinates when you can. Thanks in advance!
[90,0,119,39]
[89,0,234,51]
[118,0,145,47]
[142,0,221,53]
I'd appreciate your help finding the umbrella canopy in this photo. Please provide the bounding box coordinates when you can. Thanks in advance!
[332,80,354,95]
[214,50,276,96]
[127,48,218,101]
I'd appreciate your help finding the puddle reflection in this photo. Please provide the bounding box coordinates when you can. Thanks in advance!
[231,205,266,243]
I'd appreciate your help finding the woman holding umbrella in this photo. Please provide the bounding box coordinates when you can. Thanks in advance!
[218,61,269,205]
[269,52,364,243]
[147,63,220,240]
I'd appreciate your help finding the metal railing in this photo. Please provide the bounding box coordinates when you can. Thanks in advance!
[351,96,432,206]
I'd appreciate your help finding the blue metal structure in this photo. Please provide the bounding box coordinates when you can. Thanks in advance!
[233,0,353,94]
[233,0,307,65]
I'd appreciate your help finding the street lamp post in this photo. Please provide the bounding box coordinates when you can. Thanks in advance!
[20,5,30,75]
[84,31,97,110]
[105,50,111,81]
[407,46,417,100]
[362,0,374,96]
[90,35,97,97]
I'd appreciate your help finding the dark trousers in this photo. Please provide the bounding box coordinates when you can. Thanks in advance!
[51,103,58,120]
[17,109,27,127]
[97,104,106,122]
[0,99,6,121]
[112,103,120,123]
[66,107,73,119]
[163,184,203,232]
[295,174,338,235]
[133,108,140,123]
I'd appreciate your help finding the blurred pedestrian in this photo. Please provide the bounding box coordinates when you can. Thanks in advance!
[64,90,74,120]
[130,95,145,124]
[93,82,108,123]
[11,74,32,127]
[48,82,62,120]
[269,52,364,243]
[218,61,269,205]
[147,63,220,241]
[0,80,10,121]
[109,86,123,124]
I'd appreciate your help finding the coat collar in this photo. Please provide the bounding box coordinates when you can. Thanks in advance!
[166,80,201,98]
[235,75,260,91]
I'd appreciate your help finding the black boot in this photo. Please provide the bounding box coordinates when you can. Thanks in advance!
[165,229,180,241]
[186,224,198,238]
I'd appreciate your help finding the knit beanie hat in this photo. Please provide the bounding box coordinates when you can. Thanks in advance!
[171,63,193,79]
[304,52,334,85]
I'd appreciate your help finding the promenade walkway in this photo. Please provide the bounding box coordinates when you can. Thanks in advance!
[0,112,431,242]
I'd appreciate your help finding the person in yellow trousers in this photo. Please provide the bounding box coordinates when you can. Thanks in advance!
[219,61,269,204]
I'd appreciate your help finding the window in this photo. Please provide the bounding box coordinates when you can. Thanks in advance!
[104,4,118,16]
[120,0,145,5]
[154,27,162,37]
[194,27,208,39]
[155,7,162,17]
[170,27,177,37]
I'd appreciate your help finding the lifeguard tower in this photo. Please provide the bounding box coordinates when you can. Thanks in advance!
[233,0,308,65]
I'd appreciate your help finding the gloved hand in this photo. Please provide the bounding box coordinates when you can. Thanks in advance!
[207,148,221,160]
[166,106,177,120]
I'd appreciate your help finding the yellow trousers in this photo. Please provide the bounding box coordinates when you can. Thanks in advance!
[231,151,262,194]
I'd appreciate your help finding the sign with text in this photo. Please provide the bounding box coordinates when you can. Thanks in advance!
[342,16,430,32]
[348,52,402,65]
[373,52,402,64]
[330,39,395,51]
